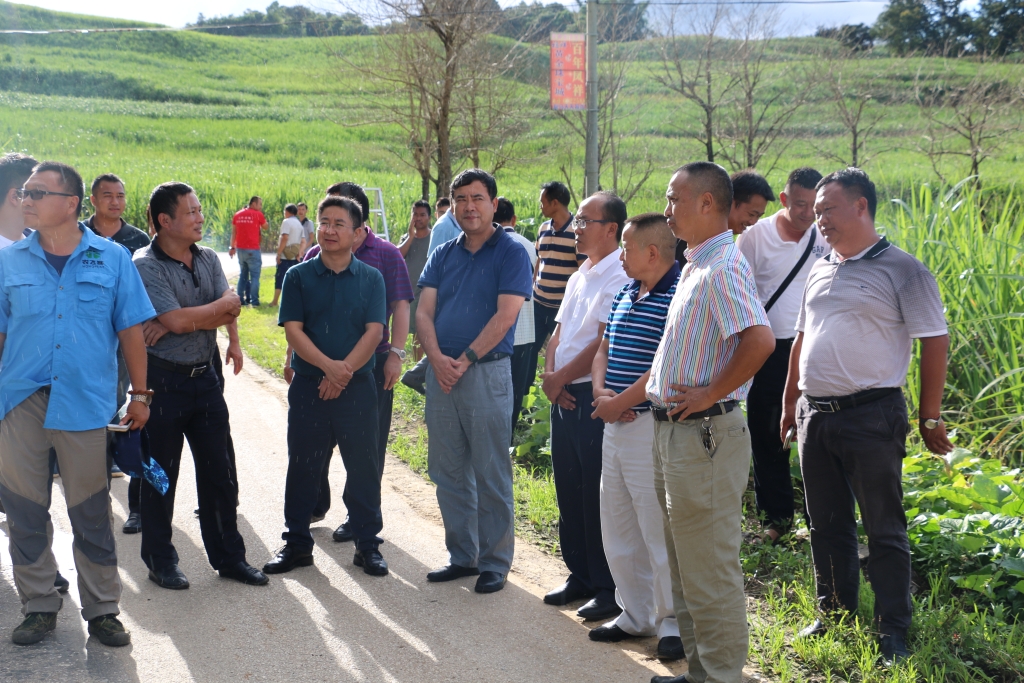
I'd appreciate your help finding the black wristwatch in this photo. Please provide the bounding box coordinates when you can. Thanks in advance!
[464,348,480,364]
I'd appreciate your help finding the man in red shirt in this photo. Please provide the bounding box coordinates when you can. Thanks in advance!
[229,196,268,306]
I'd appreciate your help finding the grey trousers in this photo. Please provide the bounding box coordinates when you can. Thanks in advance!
[654,409,751,683]
[0,389,121,620]
[425,358,515,574]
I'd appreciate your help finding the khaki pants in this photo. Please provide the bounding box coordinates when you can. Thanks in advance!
[653,408,750,683]
[0,389,121,619]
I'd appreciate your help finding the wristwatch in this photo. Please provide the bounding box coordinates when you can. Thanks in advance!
[128,389,154,407]
[922,417,942,430]
[389,346,407,361]
[464,348,480,364]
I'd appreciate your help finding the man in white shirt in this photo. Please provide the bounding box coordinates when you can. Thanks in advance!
[737,167,828,542]
[297,202,315,258]
[541,191,629,622]
[270,203,307,307]
[495,197,539,434]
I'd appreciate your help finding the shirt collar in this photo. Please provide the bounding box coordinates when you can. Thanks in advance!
[23,222,106,261]
[85,215,127,235]
[455,224,502,249]
[684,230,733,266]
[825,237,890,263]
[150,236,201,264]
[356,229,377,254]
[311,252,355,276]
[553,214,574,233]
[581,247,623,277]
[627,261,680,300]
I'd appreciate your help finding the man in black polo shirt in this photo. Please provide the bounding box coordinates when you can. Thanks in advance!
[262,195,389,577]
[133,182,268,590]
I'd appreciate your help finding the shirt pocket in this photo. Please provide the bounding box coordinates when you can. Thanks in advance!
[4,271,48,316]
[76,271,116,320]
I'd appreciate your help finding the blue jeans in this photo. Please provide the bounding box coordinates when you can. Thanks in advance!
[236,249,262,305]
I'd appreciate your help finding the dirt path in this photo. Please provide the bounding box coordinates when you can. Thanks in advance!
[3,339,752,683]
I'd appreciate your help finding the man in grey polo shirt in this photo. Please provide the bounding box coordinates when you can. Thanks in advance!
[134,181,268,590]
[781,168,953,664]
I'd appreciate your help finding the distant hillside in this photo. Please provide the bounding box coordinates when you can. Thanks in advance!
[0,0,162,31]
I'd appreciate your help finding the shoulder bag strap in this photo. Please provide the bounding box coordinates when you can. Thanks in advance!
[764,229,816,313]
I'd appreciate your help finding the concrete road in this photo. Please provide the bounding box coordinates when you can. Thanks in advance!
[216,251,277,282]
[0,343,760,683]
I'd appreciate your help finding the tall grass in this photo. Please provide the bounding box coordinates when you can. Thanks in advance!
[885,182,1024,465]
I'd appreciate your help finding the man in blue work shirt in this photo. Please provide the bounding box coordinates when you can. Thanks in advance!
[262,195,390,577]
[417,169,533,594]
[0,161,155,647]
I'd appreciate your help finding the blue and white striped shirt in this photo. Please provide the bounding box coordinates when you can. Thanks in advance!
[604,262,681,410]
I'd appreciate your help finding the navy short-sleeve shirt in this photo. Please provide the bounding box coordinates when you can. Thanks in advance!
[418,225,532,357]
[278,254,387,378]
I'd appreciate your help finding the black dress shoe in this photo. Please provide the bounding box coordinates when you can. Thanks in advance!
[427,564,480,582]
[474,571,505,593]
[262,545,314,574]
[353,549,389,576]
[652,676,690,683]
[122,512,141,534]
[880,633,910,665]
[54,571,70,593]
[148,563,190,590]
[796,619,828,639]
[657,636,686,661]
[332,523,354,543]
[543,580,595,606]
[219,561,270,585]
[588,623,635,642]
[577,597,622,621]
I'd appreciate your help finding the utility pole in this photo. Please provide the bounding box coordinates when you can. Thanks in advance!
[584,0,599,196]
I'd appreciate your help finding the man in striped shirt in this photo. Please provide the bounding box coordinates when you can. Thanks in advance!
[647,163,775,683]
[589,213,683,661]
[524,181,583,396]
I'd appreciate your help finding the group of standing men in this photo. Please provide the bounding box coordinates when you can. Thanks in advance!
[0,150,954,683]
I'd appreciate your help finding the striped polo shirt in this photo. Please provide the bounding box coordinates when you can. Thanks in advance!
[646,231,769,407]
[604,262,681,410]
[533,214,584,308]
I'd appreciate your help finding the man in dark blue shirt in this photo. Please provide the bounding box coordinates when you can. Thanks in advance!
[416,169,532,594]
[262,195,390,577]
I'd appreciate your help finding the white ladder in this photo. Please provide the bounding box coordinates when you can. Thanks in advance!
[365,188,390,242]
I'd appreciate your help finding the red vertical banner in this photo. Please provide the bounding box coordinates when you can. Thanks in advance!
[550,32,586,110]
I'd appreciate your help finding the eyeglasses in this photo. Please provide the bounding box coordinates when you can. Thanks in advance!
[16,188,76,201]
[572,217,613,230]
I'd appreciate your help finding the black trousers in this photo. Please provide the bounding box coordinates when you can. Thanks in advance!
[797,390,912,638]
[284,373,381,551]
[523,301,560,411]
[140,363,246,572]
[550,382,614,603]
[312,351,391,518]
[746,337,795,528]
[128,352,235,514]
[510,342,534,435]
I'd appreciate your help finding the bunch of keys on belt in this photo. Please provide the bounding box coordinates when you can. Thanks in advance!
[700,417,718,457]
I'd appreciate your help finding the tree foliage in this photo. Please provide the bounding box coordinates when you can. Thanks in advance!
[189,2,370,37]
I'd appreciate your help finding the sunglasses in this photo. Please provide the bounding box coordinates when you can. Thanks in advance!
[16,188,76,201]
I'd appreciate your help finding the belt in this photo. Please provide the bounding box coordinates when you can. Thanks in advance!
[804,387,900,413]
[148,355,210,378]
[652,400,738,422]
[476,352,510,364]
[564,381,593,393]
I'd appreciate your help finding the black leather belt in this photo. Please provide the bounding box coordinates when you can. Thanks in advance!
[148,355,210,378]
[653,400,738,423]
[565,381,593,393]
[476,352,510,364]
[804,387,900,413]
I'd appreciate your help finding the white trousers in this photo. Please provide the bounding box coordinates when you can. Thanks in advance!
[600,411,679,638]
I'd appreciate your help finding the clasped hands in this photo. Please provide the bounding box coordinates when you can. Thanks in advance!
[430,353,472,394]
[318,359,355,400]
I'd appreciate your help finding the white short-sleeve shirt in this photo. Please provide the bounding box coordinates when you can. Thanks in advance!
[504,227,538,347]
[281,216,305,247]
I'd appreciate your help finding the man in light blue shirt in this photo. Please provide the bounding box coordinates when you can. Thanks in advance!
[0,161,154,648]
[426,198,462,257]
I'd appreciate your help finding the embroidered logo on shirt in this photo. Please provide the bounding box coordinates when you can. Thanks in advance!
[82,249,105,267]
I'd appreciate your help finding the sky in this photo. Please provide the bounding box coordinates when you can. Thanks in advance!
[13,0,892,35]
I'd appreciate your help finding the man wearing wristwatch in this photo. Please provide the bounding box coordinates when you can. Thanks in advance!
[417,169,532,594]
[780,169,953,665]
[0,161,155,647]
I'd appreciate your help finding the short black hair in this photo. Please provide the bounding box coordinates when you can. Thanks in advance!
[0,152,38,198]
[786,167,823,191]
[284,203,298,216]
[317,195,363,228]
[593,190,627,241]
[816,167,877,219]
[495,196,515,224]
[33,161,85,217]
[451,168,497,200]
[296,201,308,209]
[149,182,194,231]
[248,196,261,207]
[90,173,124,195]
[435,196,450,210]
[626,212,676,261]
[731,169,775,205]
[412,199,432,214]
[326,182,371,226]
[675,162,733,216]
[541,181,571,208]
